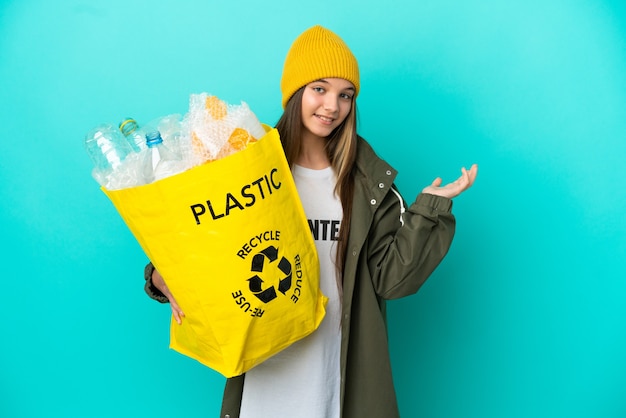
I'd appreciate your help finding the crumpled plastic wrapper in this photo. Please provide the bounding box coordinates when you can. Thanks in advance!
[180,93,266,167]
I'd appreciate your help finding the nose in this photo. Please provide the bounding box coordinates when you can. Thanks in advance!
[323,94,339,113]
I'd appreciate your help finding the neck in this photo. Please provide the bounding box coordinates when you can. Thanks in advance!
[295,131,331,169]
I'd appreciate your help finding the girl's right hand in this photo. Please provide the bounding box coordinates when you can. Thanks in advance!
[151,269,185,324]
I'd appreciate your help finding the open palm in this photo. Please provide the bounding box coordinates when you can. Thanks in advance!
[422,164,478,199]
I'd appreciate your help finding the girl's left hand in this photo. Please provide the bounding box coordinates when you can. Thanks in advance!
[422,164,478,199]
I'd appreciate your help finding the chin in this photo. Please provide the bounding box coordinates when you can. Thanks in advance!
[316,129,335,139]
[304,125,335,140]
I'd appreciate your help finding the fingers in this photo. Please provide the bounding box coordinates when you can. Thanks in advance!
[152,268,185,325]
[422,164,477,199]
[163,287,185,325]
[163,288,184,324]
[170,300,185,325]
[460,164,478,190]
[456,164,478,191]
[459,167,468,185]
[467,164,478,186]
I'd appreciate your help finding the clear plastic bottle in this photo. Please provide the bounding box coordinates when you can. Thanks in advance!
[154,114,183,156]
[119,117,147,153]
[84,124,134,186]
[142,130,183,184]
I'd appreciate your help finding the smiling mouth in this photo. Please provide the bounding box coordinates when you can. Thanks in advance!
[315,114,335,124]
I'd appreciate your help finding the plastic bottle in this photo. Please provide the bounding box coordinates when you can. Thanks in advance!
[142,130,183,184]
[84,124,134,185]
[119,117,147,153]
[154,114,183,156]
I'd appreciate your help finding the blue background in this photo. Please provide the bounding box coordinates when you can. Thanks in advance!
[1,0,625,417]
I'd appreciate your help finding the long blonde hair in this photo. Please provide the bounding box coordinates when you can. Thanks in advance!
[275,87,358,280]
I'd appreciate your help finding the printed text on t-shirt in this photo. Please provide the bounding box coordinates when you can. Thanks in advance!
[308,219,341,241]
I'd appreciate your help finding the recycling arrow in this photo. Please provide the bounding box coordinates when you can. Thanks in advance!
[247,245,293,303]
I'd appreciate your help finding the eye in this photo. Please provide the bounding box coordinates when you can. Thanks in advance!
[340,92,353,100]
[311,86,325,93]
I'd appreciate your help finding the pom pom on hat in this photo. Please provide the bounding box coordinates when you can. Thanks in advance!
[280,25,360,108]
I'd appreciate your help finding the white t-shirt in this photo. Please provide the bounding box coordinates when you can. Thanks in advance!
[239,165,343,418]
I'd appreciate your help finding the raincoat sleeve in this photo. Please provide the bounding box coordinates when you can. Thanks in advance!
[367,190,456,299]
[143,262,169,303]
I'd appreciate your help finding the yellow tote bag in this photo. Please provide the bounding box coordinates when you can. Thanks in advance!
[103,128,327,377]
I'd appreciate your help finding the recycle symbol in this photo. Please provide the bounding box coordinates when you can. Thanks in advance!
[247,245,292,303]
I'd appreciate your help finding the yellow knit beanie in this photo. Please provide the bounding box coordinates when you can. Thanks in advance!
[280,25,360,108]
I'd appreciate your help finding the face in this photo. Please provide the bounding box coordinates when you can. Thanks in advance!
[300,78,355,140]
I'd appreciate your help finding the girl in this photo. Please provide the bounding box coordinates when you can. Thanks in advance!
[145,25,477,418]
